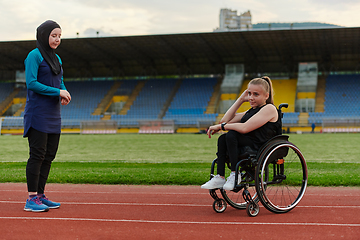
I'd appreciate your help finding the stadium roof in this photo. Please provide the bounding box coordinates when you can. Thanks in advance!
[0,27,359,81]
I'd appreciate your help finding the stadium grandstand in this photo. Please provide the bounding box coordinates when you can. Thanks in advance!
[1,27,360,134]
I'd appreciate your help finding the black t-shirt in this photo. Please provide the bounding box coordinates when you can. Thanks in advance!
[240,104,282,149]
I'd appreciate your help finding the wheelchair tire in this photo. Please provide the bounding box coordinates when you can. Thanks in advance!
[213,199,227,213]
[255,141,307,213]
[246,202,260,217]
[220,182,259,210]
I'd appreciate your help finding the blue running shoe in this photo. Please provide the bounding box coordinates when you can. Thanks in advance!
[39,195,61,209]
[24,196,49,212]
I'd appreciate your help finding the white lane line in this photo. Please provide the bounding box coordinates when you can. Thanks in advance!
[297,206,360,208]
[0,189,360,197]
[0,216,359,227]
[1,189,359,197]
[0,190,208,195]
[1,201,360,208]
[0,201,209,207]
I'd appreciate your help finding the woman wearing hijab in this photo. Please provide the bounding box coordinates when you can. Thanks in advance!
[23,20,71,212]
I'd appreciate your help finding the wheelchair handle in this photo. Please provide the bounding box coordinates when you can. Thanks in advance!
[279,103,288,111]
[278,103,288,119]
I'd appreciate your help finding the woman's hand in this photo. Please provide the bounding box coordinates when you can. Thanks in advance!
[61,97,69,105]
[60,90,71,105]
[207,124,221,138]
[238,89,249,103]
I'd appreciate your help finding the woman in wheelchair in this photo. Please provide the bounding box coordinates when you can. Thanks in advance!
[201,76,282,191]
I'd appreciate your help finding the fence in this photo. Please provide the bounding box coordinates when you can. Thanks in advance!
[321,118,360,133]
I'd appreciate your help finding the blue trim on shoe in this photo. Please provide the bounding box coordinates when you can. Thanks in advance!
[39,195,61,209]
[24,196,49,212]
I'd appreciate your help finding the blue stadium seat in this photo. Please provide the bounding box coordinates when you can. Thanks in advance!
[0,82,14,102]
[282,112,299,124]
[163,77,218,126]
[59,80,114,127]
[111,78,177,126]
[323,74,360,119]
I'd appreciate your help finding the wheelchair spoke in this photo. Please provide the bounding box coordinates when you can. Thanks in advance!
[256,142,307,213]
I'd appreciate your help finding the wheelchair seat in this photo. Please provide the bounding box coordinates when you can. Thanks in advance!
[235,135,289,166]
[238,146,257,160]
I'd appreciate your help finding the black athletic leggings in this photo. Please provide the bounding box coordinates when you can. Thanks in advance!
[26,128,60,194]
[216,130,255,176]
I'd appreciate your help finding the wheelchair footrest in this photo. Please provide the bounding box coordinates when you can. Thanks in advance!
[209,189,221,201]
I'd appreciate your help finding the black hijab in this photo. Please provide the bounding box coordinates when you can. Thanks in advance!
[36,20,62,75]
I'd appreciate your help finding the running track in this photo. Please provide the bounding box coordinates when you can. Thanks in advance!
[0,183,359,240]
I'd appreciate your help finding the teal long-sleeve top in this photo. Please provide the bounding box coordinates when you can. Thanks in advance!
[23,48,66,137]
[25,48,66,95]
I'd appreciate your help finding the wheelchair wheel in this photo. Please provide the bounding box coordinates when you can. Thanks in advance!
[220,173,259,210]
[255,141,307,214]
[213,199,227,213]
[246,202,260,217]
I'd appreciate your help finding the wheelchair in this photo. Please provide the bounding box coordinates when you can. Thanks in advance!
[208,103,308,217]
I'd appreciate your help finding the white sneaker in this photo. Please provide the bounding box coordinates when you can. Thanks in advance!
[201,175,226,189]
[223,172,241,191]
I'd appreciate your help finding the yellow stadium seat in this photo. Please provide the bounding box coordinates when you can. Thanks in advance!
[237,79,297,113]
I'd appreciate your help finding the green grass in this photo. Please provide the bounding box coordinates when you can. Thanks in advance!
[0,134,219,163]
[0,162,209,185]
[0,133,359,186]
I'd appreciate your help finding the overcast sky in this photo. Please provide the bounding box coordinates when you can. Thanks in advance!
[1,0,359,41]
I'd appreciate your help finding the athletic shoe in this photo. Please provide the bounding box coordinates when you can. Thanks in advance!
[201,175,226,189]
[39,195,61,209]
[24,196,49,212]
[223,172,241,191]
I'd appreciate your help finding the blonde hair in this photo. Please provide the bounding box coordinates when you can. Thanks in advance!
[248,76,274,104]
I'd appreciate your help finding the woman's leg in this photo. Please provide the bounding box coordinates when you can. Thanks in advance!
[201,133,228,189]
[225,130,255,172]
[222,130,255,190]
[24,128,49,212]
[216,133,227,177]
[37,133,60,194]
[26,128,48,195]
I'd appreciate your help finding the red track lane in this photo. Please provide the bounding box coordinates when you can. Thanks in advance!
[0,183,359,240]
